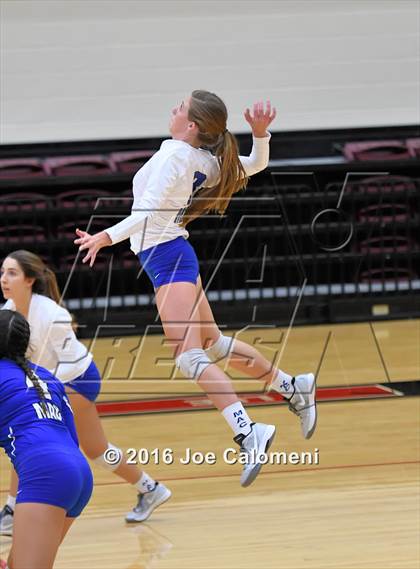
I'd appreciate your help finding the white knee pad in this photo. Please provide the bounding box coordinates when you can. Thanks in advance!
[93,442,123,472]
[175,348,213,382]
[204,334,234,362]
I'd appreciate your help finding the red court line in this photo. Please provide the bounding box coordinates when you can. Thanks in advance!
[1,459,417,495]
[96,384,398,417]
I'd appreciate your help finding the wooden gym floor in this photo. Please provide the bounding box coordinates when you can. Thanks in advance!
[1,319,419,568]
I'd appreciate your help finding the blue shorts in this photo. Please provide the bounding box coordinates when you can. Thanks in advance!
[138,236,200,288]
[16,445,93,518]
[66,361,101,402]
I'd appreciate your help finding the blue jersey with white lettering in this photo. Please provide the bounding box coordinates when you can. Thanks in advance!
[0,358,79,469]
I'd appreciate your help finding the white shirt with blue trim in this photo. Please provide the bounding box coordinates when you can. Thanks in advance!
[105,134,271,253]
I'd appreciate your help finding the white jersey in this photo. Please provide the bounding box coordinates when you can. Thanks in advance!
[1,294,93,383]
[105,134,271,253]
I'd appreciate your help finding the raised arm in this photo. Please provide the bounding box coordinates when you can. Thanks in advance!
[239,100,276,176]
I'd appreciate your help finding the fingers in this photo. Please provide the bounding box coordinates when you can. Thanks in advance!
[74,236,91,248]
[253,101,264,118]
[263,100,275,119]
[266,100,276,121]
[74,228,91,245]
[83,253,96,268]
[80,240,95,257]
[73,228,98,267]
[246,100,276,121]
[81,248,96,267]
[76,235,93,258]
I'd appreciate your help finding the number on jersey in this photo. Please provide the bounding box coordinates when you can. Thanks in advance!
[193,171,207,192]
[175,170,207,223]
[26,374,52,400]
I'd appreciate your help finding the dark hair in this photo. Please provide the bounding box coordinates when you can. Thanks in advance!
[180,89,249,226]
[6,250,61,304]
[0,310,48,413]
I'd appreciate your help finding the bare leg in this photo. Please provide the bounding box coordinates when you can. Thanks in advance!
[3,278,281,516]
[6,394,147,512]
[9,470,18,498]
[8,503,66,569]
[155,281,239,410]
[195,276,285,384]
[194,278,317,440]
[155,278,278,487]
[65,391,145,485]
[60,516,76,543]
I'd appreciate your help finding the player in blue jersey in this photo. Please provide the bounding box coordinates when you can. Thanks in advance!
[0,309,93,569]
[0,250,171,535]
[75,91,317,488]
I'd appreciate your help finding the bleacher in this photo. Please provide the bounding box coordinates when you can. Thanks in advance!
[1,129,419,336]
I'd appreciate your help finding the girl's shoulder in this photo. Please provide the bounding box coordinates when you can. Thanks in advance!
[0,359,24,393]
[161,139,218,160]
[31,294,72,322]
[0,358,20,375]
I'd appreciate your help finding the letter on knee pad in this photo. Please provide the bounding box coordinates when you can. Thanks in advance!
[175,348,213,382]
[93,442,123,472]
[204,334,234,362]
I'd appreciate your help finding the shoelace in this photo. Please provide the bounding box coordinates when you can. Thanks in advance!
[233,424,255,454]
[134,495,145,512]
[286,385,300,415]
[135,492,151,512]
[135,485,159,512]
[288,400,315,416]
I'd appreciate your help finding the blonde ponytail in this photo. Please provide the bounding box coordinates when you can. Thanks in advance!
[180,90,249,227]
[43,266,62,304]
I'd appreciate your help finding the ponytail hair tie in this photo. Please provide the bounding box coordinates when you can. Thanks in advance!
[223,128,228,135]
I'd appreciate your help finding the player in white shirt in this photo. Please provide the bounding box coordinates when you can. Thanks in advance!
[75,90,317,487]
[0,250,171,536]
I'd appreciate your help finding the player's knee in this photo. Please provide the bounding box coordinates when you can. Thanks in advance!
[204,333,234,362]
[92,442,123,471]
[175,348,213,382]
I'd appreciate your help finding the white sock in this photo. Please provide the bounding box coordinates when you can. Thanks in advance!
[222,401,253,437]
[135,472,156,494]
[270,370,294,399]
[6,495,16,511]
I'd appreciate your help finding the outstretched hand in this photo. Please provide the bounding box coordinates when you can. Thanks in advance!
[74,228,112,267]
[244,101,276,137]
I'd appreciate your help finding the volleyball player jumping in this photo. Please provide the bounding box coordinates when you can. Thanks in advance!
[75,90,317,487]
[0,251,171,536]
